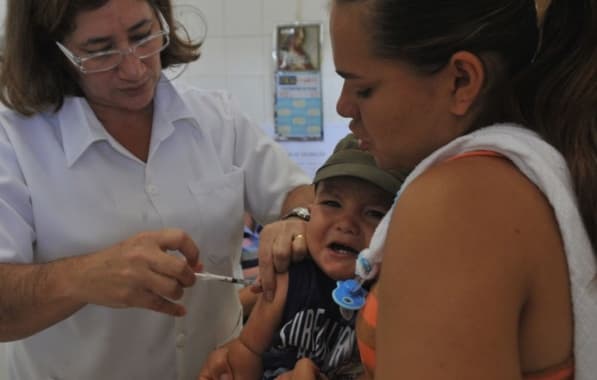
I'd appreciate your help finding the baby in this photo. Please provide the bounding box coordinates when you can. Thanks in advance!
[200,134,407,380]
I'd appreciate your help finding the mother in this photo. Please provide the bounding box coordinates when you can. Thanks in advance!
[330,0,596,379]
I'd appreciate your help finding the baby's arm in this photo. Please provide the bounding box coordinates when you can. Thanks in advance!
[239,286,259,319]
[232,271,288,378]
[199,272,289,380]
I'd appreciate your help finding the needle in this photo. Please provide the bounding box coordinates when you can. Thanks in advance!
[194,272,255,286]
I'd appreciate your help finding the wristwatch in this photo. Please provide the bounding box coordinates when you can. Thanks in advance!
[281,206,311,221]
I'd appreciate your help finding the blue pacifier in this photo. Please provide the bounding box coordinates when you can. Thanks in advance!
[332,278,367,310]
[332,256,373,320]
[332,277,367,320]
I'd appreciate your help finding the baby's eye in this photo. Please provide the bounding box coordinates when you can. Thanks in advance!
[320,200,341,208]
[365,209,386,220]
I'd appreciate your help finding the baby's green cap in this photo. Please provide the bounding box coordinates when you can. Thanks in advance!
[313,133,407,194]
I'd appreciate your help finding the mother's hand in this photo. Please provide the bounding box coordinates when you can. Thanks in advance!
[256,218,308,301]
[72,228,200,316]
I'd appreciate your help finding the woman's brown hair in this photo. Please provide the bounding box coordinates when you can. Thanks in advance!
[0,0,201,116]
[508,0,597,252]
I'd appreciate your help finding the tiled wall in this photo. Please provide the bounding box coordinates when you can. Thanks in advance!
[173,0,349,176]
[178,1,343,123]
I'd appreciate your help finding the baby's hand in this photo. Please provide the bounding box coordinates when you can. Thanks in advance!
[274,358,327,380]
[197,346,232,380]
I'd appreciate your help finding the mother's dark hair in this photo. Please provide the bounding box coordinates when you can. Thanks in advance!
[335,0,597,253]
[338,0,538,75]
[0,0,201,115]
[336,0,538,125]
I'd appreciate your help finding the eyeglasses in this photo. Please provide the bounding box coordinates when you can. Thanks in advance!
[56,9,170,74]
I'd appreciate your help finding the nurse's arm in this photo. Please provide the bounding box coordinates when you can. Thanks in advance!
[0,228,199,341]
[0,260,86,341]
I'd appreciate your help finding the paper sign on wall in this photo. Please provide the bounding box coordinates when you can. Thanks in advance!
[274,23,323,141]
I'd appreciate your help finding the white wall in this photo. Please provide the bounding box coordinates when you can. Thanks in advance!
[171,0,348,176]
[0,0,348,378]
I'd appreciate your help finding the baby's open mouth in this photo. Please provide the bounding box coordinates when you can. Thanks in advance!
[329,242,359,256]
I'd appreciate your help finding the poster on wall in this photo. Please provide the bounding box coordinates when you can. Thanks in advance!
[274,23,323,141]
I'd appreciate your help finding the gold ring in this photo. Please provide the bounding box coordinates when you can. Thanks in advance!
[293,233,305,241]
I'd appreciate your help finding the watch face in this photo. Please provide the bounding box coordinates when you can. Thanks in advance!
[296,207,309,217]
[285,207,310,221]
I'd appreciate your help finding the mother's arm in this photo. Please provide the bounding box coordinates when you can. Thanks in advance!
[375,157,542,379]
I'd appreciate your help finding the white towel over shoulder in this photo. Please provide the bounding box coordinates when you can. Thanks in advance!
[356,124,597,379]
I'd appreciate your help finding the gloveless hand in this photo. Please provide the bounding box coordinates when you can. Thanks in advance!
[69,228,200,316]
[256,218,308,301]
